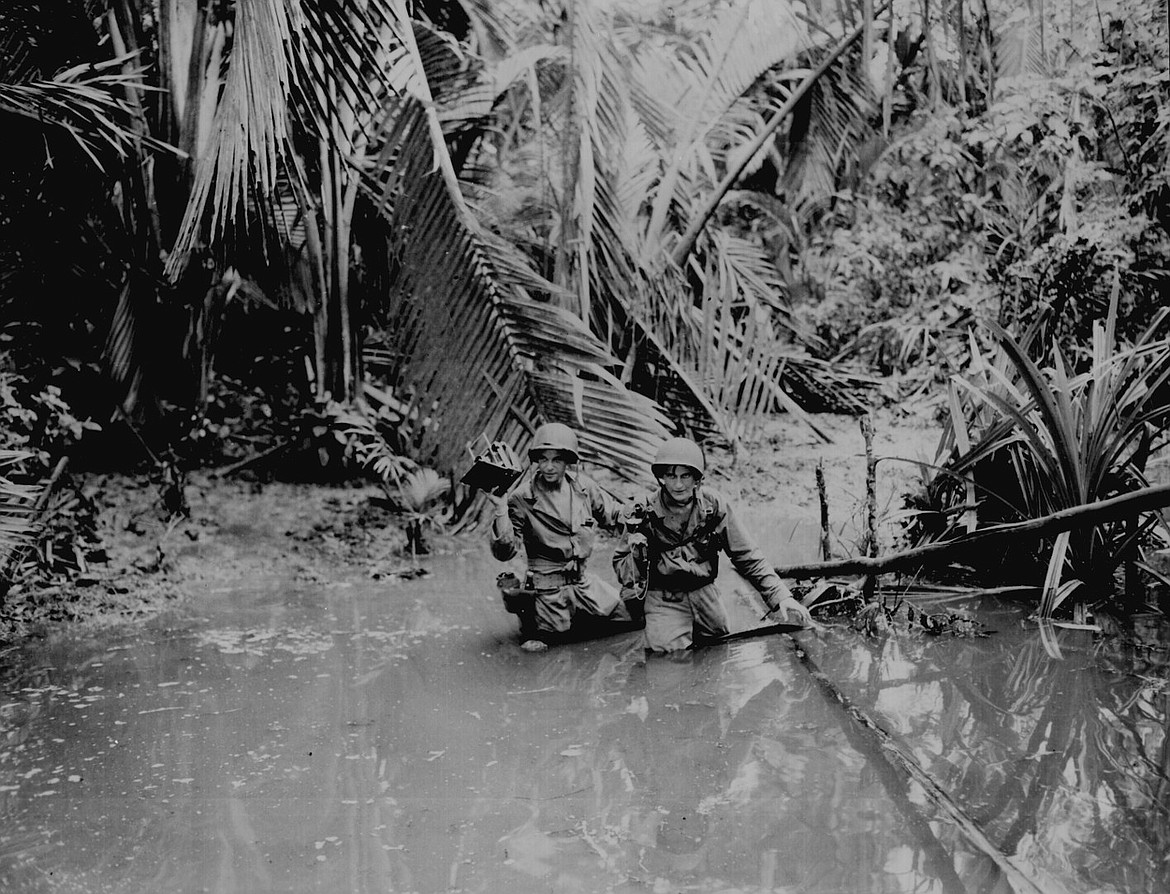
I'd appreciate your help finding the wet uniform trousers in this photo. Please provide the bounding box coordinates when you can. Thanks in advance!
[614,486,790,652]
[490,471,631,638]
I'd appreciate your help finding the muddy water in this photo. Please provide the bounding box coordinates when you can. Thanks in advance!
[1,540,1168,894]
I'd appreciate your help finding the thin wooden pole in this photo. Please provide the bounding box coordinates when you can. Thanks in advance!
[860,414,878,558]
[816,459,832,561]
[860,414,878,599]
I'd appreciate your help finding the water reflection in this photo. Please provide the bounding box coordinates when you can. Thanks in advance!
[0,562,1167,893]
[805,606,1170,894]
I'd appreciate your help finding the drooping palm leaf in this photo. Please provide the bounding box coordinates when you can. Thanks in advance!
[0,56,174,171]
[637,0,807,255]
[570,0,837,443]
[360,3,669,483]
[781,43,875,208]
[165,0,303,279]
[458,0,867,445]
[366,120,668,479]
[992,4,1049,81]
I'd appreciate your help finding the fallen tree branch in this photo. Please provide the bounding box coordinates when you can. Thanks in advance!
[212,441,290,478]
[775,483,1170,580]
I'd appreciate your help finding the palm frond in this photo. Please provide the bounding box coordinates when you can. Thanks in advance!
[166,0,304,279]
[638,0,806,252]
[992,5,1049,81]
[781,44,875,205]
[102,281,144,415]
[458,0,545,60]
[0,56,175,171]
[361,14,670,483]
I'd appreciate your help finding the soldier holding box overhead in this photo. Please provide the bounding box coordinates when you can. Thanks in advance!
[488,422,639,652]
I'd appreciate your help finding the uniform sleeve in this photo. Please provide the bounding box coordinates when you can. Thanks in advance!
[720,500,793,608]
[489,498,523,561]
[583,477,623,530]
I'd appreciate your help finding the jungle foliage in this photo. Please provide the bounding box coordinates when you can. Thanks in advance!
[1,0,1168,612]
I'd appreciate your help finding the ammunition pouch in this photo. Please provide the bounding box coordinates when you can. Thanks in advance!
[497,572,533,615]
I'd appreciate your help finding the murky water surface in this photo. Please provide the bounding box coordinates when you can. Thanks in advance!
[1,539,1168,894]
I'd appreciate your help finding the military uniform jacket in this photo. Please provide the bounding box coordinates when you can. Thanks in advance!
[614,486,786,605]
[490,471,622,572]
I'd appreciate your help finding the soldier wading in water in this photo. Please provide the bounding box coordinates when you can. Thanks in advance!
[489,423,641,652]
[614,436,812,652]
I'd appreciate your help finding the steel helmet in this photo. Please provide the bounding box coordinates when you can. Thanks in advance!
[528,422,580,463]
[652,437,704,479]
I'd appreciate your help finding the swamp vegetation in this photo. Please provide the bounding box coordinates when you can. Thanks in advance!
[1,3,1170,892]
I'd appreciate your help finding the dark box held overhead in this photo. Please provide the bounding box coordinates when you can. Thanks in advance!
[460,435,522,496]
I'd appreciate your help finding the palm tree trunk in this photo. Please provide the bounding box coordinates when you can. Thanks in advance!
[556,0,583,316]
[921,0,941,108]
[958,0,968,107]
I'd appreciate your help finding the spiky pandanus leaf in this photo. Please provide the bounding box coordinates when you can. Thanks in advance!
[928,284,1170,594]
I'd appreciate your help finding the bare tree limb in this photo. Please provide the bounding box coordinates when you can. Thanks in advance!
[774,483,1170,580]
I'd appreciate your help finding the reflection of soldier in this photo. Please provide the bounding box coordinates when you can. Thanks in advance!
[614,437,811,652]
[489,423,638,652]
[593,648,802,878]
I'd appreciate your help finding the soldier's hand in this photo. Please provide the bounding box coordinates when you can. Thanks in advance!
[769,595,813,627]
[488,493,509,517]
[626,532,648,560]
